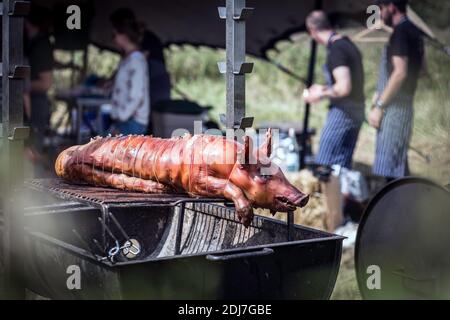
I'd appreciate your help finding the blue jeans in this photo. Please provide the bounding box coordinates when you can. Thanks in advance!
[111,119,147,135]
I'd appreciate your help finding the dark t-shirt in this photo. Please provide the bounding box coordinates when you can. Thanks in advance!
[25,33,54,130]
[387,19,424,97]
[141,30,165,64]
[326,37,365,107]
[26,33,54,82]
[140,30,171,106]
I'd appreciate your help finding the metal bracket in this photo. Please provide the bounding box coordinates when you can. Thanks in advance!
[217,6,253,20]
[0,1,30,16]
[238,117,254,129]
[8,127,30,141]
[233,7,253,20]
[11,1,30,16]
[217,6,226,19]
[234,62,254,75]
[220,115,254,130]
[0,64,31,79]
[217,61,253,75]
[218,0,254,130]
[217,61,226,74]
[10,65,30,79]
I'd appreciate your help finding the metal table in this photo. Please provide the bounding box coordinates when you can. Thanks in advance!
[75,97,111,144]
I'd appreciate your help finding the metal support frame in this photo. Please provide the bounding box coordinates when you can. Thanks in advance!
[1,0,30,299]
[218,0,254,130]
[217,1,298,240]
[300,0,322,170]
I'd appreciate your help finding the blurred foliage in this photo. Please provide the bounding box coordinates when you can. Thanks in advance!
[164,28,450,182]
[410,0,450,29]
[50,3,450,183]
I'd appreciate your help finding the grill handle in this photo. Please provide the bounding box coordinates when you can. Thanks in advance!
[206,247,274,261]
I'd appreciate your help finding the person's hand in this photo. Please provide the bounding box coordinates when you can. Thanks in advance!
[303,84,325,104]
[368,107,384,129]
[101,79,114,92]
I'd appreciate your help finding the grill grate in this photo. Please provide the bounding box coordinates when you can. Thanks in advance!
[171,203,265,256]
[24,178,298,263]
[24,179,227,207]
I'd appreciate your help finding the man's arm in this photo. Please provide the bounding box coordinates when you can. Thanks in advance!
[377,55,408,107]
[322,66,352,99]
[303,66,352,104]
[368,55,408,129]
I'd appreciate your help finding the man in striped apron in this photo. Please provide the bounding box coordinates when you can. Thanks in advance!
[369,0,424,180]
[304,11,365,231]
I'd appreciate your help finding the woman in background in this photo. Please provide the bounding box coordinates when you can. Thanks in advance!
[109,16,150,135]
[110,8,171,135]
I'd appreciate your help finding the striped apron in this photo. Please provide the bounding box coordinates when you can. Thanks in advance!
[373,46,414,178]
[315,64,364,169]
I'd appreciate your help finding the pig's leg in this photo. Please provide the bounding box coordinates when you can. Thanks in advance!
[225,183,254,227]
[198,176,253,227]
[75,163,173,194]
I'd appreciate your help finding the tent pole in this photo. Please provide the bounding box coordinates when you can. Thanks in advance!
[300,0,322,170]
[82,45,89,80]
[269,60,307,84]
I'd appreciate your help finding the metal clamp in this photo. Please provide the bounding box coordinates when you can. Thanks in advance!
[107,239,141,262]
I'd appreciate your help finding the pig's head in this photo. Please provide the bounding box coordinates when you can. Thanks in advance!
[229,129,309,214]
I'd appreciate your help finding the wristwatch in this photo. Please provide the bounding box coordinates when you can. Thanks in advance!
[375,99,385,110]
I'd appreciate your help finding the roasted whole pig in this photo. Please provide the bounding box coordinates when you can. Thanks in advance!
[55,130,309,226]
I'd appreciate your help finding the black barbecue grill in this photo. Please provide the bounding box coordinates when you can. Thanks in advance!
[22,178,344,299]
[1,0,346,300]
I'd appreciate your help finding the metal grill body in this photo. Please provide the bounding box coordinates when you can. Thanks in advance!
[23,179,343,299]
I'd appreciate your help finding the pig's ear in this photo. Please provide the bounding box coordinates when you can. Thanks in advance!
[258,128,272,158]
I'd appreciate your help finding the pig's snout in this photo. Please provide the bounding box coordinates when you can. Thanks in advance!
[273,192,310,212]
[290,193,310,208]
[298,194,310,207]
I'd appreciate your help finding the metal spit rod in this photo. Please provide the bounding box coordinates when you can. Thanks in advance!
[218,0,254,130]
[218,0,295,241]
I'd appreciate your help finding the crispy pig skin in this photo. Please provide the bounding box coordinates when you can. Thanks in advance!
[56,134,309,226]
